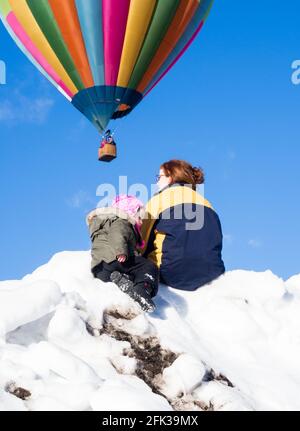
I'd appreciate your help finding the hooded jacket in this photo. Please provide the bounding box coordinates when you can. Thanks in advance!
[86,207,142,272]
[140,183,225,291]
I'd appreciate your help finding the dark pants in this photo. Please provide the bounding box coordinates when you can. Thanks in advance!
[92,256,159,297]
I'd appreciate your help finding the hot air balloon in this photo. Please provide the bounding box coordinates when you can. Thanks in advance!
[0,0,214,162]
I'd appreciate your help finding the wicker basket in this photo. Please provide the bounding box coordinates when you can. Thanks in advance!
[98,143,117,162]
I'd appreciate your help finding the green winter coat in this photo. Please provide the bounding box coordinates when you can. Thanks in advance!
[86,207,140,272]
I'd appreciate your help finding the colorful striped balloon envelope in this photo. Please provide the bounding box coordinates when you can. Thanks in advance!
[0,0,214,134]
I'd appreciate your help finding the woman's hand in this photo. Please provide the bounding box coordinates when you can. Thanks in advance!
[117,254,127,263]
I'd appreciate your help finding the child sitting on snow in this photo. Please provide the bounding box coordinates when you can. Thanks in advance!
[86,195,158,312]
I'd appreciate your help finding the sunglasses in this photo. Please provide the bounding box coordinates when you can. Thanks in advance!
[155,174,167,182]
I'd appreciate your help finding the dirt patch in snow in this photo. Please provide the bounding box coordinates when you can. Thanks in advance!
[91,307,234,411]
[104,308,139,321]
[101,308,178,396]
[204,369,234,387]
[6,382,31,400]
[171,395,214,411]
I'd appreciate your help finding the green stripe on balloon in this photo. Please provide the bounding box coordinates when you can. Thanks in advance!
[143,0,213,95]
[26,0,84,91]
[0,0,11,17]
[203,0,214,21]
[128,0,181,90]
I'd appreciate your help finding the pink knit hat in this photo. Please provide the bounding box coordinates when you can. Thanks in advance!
[111,195,144,219]
[111,195,145,249]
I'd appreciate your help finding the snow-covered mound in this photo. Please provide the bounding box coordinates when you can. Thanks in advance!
[0,251,299,411]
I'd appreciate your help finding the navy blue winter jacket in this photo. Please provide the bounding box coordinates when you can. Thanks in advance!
[140,183,225,291]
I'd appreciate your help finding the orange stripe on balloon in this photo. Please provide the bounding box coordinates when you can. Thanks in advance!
[137,0,198,94]
[48,0,94,88]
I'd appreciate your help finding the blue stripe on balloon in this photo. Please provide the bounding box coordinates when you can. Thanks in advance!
[75,0,105,86]
[143,0,214,95]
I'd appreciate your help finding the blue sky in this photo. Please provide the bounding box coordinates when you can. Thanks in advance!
[0,0,300,281]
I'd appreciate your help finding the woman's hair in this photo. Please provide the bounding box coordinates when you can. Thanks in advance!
[161,160,205,190]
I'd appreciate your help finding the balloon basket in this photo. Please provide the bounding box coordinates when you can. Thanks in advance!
[98,142,117,162]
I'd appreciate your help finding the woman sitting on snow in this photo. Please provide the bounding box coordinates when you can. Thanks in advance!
[86,195,159,312]
[140,160,225,291]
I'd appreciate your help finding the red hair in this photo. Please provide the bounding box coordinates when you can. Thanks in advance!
[161,160,204,190]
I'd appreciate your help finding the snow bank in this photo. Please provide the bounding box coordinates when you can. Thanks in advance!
[158,354,206,399]
[90,375,172,411]
[0,279,61,337]
[0,250,299,411]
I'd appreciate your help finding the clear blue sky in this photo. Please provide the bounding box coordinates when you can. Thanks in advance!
[1,0,300,281]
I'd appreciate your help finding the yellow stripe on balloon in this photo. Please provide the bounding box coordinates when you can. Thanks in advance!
[9,0,78,94]
[117,0,157,88]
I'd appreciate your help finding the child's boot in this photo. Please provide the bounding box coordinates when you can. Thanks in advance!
[127,281,156,313]
[110,271,134,293]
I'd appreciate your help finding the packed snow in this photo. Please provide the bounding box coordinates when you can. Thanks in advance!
[0,250,299,411]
